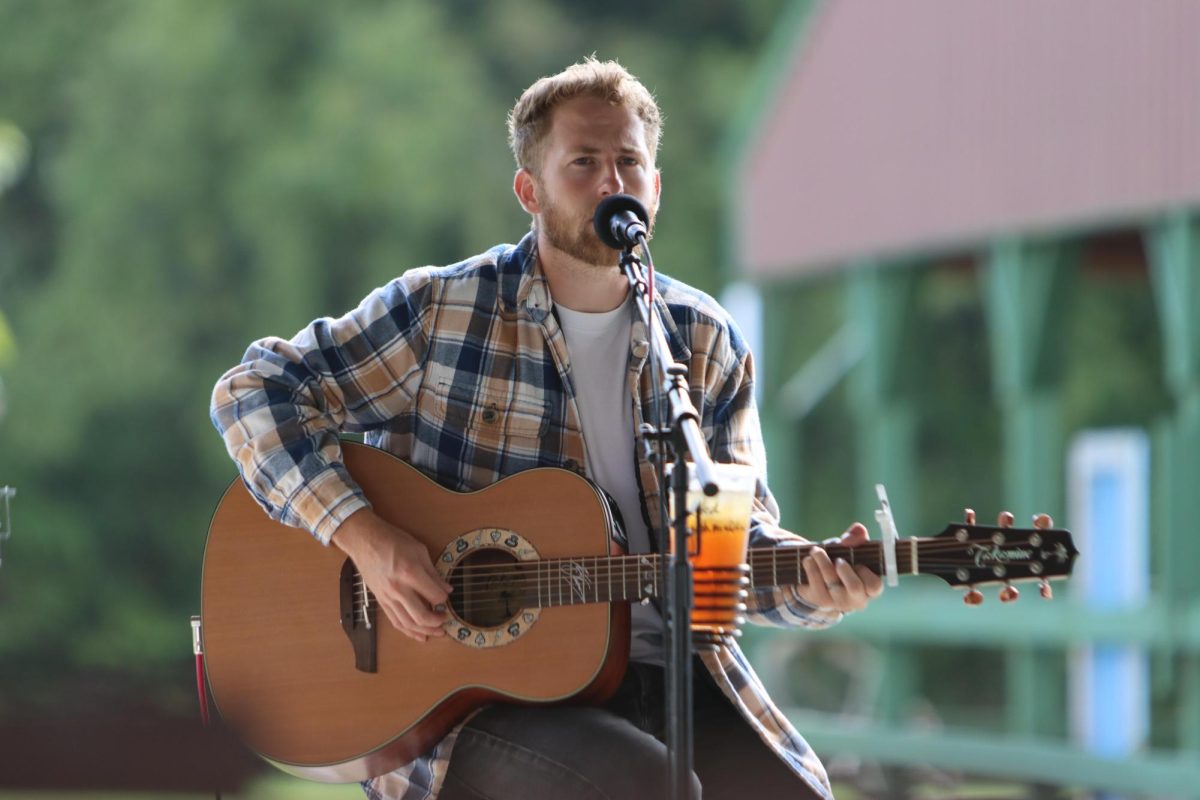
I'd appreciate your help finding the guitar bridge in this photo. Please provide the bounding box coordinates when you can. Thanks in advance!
[339,559,377,673]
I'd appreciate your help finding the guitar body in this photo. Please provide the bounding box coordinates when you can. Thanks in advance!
[201,443,629,782]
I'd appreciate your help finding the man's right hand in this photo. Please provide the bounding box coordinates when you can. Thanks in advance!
[331,508,453,642]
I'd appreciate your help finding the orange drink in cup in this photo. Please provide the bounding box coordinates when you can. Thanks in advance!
[668,463,755,639]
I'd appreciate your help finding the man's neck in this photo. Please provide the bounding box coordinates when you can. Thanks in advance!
[536,232,629,313]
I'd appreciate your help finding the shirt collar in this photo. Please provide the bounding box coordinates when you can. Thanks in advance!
[497,231,551,321]
[498,230,690,363]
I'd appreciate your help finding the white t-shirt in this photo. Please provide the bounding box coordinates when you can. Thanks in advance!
[555,297,664,666]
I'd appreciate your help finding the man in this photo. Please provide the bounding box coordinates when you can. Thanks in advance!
[212,58,882,800]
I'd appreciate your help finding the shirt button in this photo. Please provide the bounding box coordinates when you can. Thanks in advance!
[564,459,580,472]
[481,405,498,424]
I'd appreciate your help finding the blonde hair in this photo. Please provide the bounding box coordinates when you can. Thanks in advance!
[507,57,662,174]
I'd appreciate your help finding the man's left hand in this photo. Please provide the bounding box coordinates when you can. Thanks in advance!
[794,522,884,613]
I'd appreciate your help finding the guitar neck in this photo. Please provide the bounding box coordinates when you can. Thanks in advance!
[458,543,899,611]
[747,542,895,589]
[450,528,1074,611]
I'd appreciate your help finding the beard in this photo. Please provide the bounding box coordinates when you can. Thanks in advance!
[538,194,654,268]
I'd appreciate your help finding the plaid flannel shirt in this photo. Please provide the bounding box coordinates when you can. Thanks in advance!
[211,232,841,800]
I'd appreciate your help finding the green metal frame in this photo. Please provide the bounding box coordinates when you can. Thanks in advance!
[720,0,824,283]
[1145,211,1200,754]
[778,709,1200,798]
[982,238,1076,742]
[724,2,1200,793]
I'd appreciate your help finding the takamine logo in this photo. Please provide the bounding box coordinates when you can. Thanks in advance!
[968,543,1032,567]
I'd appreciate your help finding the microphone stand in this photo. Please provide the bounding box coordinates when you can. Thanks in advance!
[618,241,719,800]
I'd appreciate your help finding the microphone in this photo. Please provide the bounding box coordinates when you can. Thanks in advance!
[593,194,650,250]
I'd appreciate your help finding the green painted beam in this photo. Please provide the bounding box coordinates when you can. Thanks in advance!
[783,710,1200,798]
[759,284,807,531]
[721,0,822,282]
[1145,210,1200,752]
[982,239,1076,740]
[845,262,924,736]
[1183,655,1200,754]
[846,262,922,521]
[1146,211,1200,396]
[779,591,1200,650]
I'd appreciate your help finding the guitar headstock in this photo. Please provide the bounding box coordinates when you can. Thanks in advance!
[924,510,1078,604]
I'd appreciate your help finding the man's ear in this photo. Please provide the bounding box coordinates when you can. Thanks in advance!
[513,168,541,215]
[651,169,662,215]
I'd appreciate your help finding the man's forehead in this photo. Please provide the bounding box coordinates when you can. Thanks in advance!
[546,99,649,152]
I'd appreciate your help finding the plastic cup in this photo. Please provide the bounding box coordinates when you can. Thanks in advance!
[667,463,754,638]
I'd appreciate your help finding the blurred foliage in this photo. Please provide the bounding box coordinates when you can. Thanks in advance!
[0,121,29,195]
[0,0,786,714]
[0,309,13,366]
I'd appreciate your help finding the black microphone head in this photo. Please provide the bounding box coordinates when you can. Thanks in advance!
[593,194,650,250]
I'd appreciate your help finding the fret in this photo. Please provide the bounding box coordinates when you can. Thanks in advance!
[771,549,777,589]
[910,539,918,575]
[622,556,627,600]
[537,559,543,608]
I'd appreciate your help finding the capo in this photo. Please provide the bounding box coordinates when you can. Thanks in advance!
[873,484,899,588]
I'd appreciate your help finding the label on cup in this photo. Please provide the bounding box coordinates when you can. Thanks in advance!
[666,462,755,566]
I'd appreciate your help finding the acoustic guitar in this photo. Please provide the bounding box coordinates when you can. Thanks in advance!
[200,442,1077,782]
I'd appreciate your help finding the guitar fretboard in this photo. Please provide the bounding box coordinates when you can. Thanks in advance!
[356,529,1069,621]
[440,542,905,610]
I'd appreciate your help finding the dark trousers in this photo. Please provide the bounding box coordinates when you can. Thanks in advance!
[440,658,819,800]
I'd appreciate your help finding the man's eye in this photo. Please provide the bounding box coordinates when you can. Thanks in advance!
[573,157,594,166]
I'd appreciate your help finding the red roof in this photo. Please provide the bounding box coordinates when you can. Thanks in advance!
[736,0,1200,279]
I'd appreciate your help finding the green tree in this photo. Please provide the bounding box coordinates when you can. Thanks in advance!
[0,0,788,713]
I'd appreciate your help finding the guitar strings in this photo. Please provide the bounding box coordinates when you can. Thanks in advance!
[423,540,1059,579]
[395,552,1058,586]
[436,561,1051,588]
[355,557,1040,586]
[346,539,1064,616]
[351,558,1058,615]
[357,569,1061,617]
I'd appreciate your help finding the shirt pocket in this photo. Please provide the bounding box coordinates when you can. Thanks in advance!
[436,381,549,440]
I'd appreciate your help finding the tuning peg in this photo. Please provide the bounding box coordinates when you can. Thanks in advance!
[997,511,1014,528]
[1032,513,1053,529]
[964,508,976,524]
[1039,580,1053,600]
[964,587,984,606]
[999,583,1020,603]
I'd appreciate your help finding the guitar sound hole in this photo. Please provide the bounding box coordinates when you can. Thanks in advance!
[448,548,523,628]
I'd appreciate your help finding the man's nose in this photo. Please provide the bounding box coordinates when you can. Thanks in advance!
[598,162,623,196]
